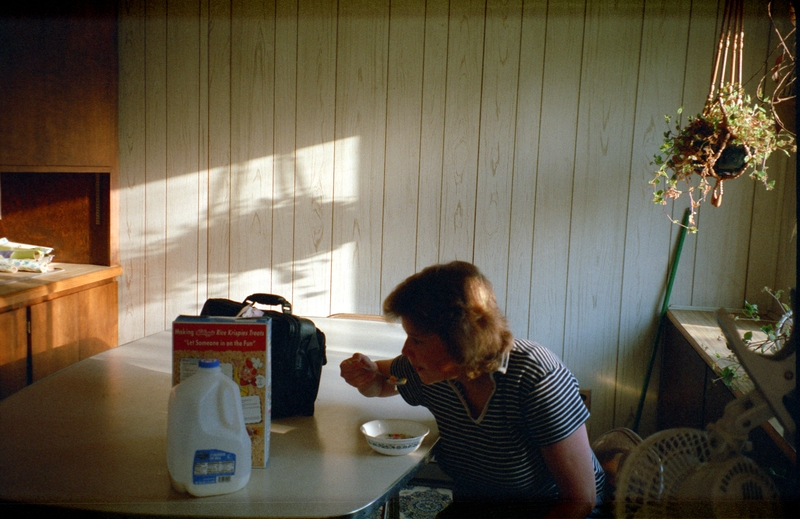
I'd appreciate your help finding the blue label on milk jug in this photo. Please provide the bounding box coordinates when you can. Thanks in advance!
[192,449,236,485]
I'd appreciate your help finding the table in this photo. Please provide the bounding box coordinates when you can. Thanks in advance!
[0,317,438,518]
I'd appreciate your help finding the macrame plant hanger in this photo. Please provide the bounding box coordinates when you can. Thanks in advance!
[705,0,746,207]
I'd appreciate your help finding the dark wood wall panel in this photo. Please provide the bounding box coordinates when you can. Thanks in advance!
[0,0,118,168]
[0,172,110,265]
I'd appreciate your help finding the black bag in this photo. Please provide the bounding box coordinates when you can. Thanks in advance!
[200,294,327,419]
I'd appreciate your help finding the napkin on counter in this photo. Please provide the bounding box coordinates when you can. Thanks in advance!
[0,238,55,273]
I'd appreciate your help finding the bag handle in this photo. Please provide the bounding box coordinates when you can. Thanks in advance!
[244,294,292,314]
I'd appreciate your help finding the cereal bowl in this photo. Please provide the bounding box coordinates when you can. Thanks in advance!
[360,419,430,456]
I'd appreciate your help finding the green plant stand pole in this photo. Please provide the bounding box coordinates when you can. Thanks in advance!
[632,208,691,433]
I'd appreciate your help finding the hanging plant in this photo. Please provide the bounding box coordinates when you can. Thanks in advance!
[648,0,796,231]
[651,84,796,231]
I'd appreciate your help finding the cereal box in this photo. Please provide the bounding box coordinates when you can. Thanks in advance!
[172,316,271,468]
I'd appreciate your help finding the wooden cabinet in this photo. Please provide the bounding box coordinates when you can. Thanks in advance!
[0,264,121,399]
[658,316,734,430]
[0,1,120,397]
[659,309,795,480]
[0,0,119,266]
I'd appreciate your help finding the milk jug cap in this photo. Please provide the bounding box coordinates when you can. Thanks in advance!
[199,358,221,369]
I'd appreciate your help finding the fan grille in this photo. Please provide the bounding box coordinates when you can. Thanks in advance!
[615,428,781,519]
[671,455,781,518]
[615,428,710,519]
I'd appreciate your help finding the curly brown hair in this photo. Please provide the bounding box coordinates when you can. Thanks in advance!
[383,261,514,379]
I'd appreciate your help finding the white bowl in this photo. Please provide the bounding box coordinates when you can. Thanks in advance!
[360,419,430,456]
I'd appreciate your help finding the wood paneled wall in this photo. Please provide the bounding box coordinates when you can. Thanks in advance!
[117,0,796,437]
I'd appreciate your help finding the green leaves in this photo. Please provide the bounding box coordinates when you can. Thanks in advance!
[742,301,759,319]
[718,365,740,388]
[720,287,793,388]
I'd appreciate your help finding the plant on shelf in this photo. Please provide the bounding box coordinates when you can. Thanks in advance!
[713,287,793,391]
[649,0,796,232]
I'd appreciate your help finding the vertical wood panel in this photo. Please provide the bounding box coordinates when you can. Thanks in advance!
[773,155,797,300]
[617,0,693,436]
[414,0,449,270]
[439,0,485,262]
[690,168,756,306]
[272,0,299,301]
[381,0,426,301]
[564,0,645,437]
[473,0,523,310]
[668,0,724,308]
[197,0,210,305]
[165,0,201,317]
[144,0,169,334]
[505,0,547,339]
[293,0,337,316]
[207,0,233,299]
[331,0,390,313]
[230,0,275,300]
[748,151,794,309]
[692,177,754,307]
[527,0,585,356]
[118,0,147,344]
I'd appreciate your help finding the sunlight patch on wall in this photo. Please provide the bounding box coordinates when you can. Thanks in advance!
[331,136,361,201]
[121,135,362,318]
[290,135,361,315]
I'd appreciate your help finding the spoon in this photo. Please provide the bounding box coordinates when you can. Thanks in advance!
[357,364,407,386]
[345,357,407,386]
[372,369,407,386]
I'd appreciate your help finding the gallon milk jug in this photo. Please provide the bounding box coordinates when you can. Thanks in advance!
[167,358,252,496]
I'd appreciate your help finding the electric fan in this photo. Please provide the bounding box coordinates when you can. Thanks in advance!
[614,309,796,518]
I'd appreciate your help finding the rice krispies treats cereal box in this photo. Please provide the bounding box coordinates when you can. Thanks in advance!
[172,316,271,467]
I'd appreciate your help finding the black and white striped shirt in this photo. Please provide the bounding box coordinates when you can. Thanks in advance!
[391,338,605,502]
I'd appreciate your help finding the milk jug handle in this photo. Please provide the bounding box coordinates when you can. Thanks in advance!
[219,385,245,429]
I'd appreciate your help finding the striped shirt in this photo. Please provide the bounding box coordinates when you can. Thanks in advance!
[391,338,605,502]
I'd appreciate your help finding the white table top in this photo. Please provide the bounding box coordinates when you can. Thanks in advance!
[0,316,437,518]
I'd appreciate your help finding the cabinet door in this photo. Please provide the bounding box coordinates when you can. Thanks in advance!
[657,322,707,430]
[0,308,27,399]
[30,295,81,382]
[0,2,118,168]
[30,281,118,382]
[77,280,119,359]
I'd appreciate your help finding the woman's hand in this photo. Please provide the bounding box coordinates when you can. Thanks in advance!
[339,353,397,397]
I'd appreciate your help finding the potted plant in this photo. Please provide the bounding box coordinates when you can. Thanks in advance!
[650,83,796,232]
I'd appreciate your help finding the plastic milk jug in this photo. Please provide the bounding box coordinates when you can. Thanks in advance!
[167,358,252,496]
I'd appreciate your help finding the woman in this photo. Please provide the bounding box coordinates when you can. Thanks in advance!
[340,261,604,519]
